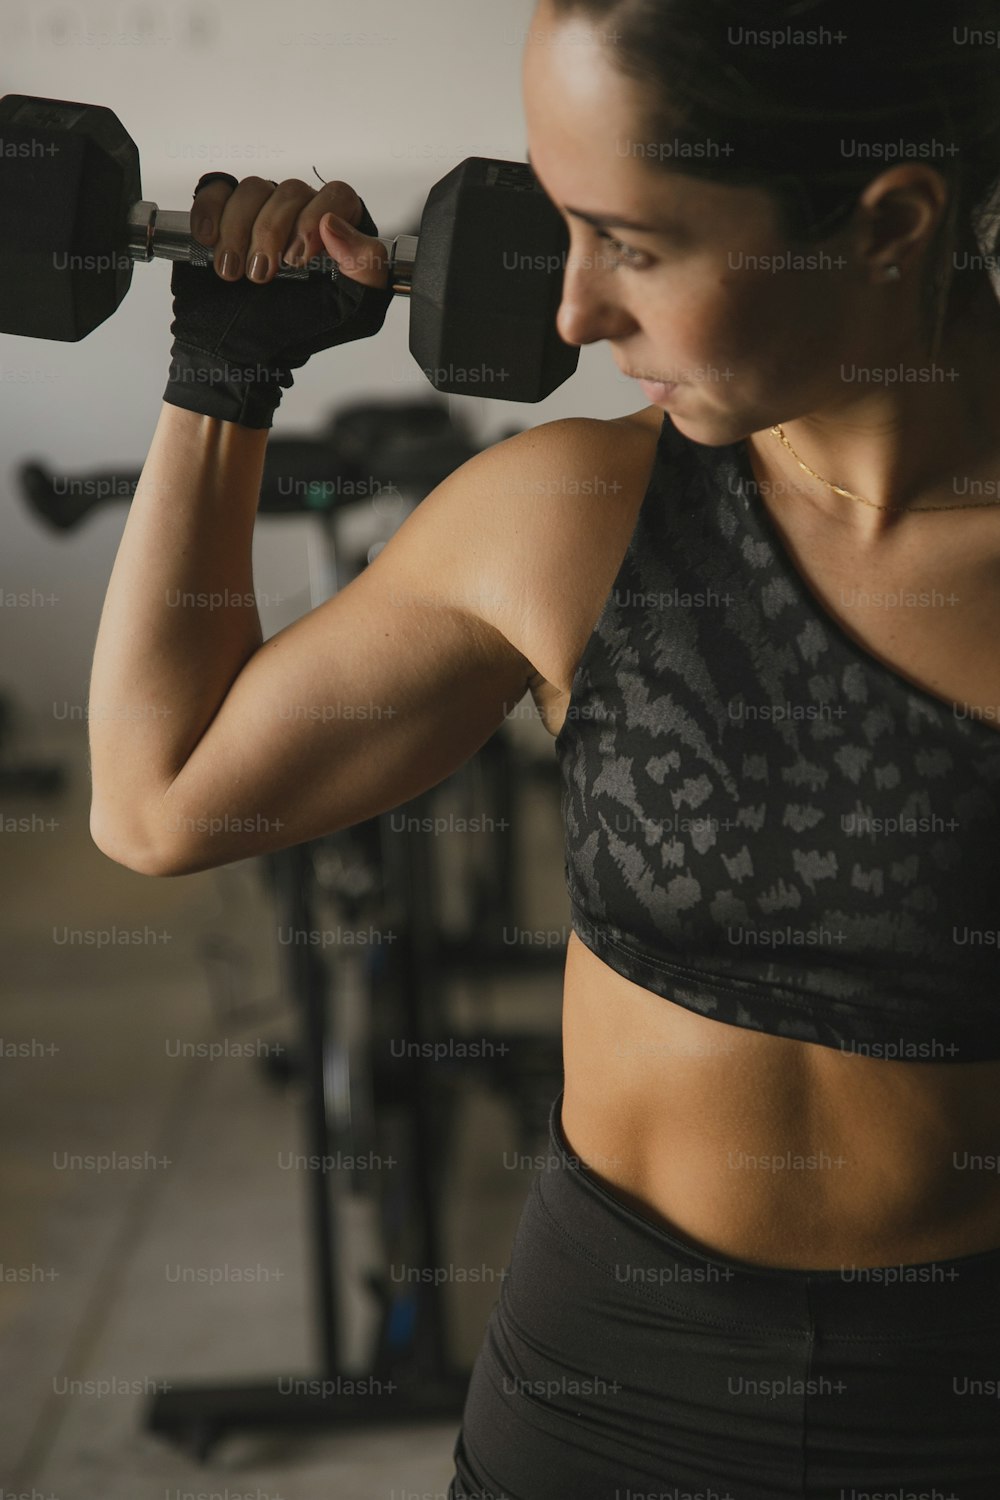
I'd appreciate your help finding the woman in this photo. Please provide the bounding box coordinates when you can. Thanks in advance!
[89,0,1000,1493]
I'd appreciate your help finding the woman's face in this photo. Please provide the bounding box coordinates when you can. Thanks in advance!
[521,2,885,445]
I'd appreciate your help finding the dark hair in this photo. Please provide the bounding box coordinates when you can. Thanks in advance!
[546,0,1000,355]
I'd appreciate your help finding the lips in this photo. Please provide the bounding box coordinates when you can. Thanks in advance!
[638,378,678,404]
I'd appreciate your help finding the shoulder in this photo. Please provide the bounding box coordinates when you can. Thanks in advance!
[458,406,666,714]
[376,405,665,727]
[466,403,665,524]
[474,402,663,473]
[409,406,664,610]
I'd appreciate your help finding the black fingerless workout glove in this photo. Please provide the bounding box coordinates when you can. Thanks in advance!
[162,200,393,430]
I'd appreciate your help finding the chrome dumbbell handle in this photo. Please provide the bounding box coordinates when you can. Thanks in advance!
[125,200,419,297]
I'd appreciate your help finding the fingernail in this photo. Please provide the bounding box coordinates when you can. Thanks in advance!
[248,251,269,282]
[218,249,238,277]
[283,237,304,266]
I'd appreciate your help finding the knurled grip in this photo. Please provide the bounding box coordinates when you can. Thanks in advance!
[126,201,413,289]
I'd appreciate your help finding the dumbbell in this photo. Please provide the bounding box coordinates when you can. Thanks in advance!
[0,94,579,402]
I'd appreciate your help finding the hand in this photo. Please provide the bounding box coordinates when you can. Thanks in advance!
[162,174,395,429]
[190,171,390,287]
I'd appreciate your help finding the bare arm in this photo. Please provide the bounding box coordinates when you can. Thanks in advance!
[89,402,581,877]
[88,404,270,870]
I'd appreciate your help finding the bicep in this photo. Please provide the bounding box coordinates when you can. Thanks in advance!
[142,528,533,877]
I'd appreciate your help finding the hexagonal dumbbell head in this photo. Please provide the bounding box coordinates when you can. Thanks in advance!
[0,94,140,340]
[409,158,579,403]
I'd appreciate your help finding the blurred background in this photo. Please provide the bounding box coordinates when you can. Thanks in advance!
[0,1,644,1496]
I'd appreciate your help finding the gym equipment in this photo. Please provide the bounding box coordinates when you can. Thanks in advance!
[17,396,522,532]
[0,94,580,402]
[14,395,567,1454]
[144,405,567,1454]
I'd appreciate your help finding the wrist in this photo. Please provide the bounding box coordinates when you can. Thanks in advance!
[155,399,272,455]
[162,342,291,430]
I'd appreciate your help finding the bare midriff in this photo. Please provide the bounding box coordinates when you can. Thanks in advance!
[559,933,1000,1269]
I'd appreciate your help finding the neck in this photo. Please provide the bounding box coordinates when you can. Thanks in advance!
[751,271,1000,544]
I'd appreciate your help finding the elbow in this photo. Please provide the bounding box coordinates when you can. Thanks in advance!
[88,804,185,878]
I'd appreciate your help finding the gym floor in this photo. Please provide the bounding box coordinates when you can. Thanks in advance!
[1,716,566,1499]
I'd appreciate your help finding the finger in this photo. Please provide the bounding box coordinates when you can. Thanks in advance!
[213,177,279,280]
[282,179,364,269]
[190,180,236,247]
[316,212,390,289]
[242,178,316,283]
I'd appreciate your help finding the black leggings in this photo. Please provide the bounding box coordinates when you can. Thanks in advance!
[448,1089,1000,1500]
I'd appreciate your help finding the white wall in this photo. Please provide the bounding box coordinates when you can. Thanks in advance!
[0,0,639,753]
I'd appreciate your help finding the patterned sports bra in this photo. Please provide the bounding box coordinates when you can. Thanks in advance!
[555,412,1000,1062]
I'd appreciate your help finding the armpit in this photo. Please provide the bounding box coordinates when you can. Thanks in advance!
[527,668,569,739]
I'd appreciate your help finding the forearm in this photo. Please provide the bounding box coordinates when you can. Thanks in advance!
[88,402,268,860]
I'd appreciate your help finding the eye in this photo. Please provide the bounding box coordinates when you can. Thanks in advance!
[598,231,651,271]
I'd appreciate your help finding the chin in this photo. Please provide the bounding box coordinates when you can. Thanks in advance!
[665,398,765,450]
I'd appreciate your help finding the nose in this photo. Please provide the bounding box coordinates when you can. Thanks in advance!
[555,233,638,348]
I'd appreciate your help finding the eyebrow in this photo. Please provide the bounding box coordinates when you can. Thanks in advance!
[525,150,672,235]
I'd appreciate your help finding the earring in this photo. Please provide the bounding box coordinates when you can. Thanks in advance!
[884,264,902,281]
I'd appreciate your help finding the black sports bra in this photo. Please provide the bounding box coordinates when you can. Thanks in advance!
[555,412,1000,1063]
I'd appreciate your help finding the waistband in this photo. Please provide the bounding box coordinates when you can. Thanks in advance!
[539,1089,1000,1338]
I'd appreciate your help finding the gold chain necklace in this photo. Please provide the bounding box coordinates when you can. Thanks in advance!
[768,424,1000,514]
